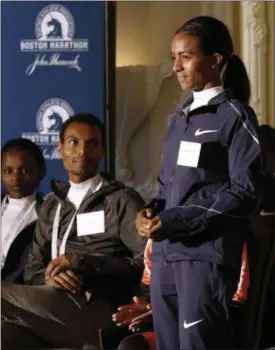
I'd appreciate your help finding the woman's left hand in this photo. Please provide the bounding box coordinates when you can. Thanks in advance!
[112,297,150,327]
[146,216,162,239]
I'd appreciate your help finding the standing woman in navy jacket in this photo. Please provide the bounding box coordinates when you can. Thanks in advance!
[136,16,263,350]
[1,138,46,283]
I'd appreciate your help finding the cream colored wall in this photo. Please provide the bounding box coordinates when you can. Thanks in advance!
[240,1,275,127]
[116,1,201,67]
[267,1,275,126]
[116,2,200,192]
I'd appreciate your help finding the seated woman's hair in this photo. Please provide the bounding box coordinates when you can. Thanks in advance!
[1,138,46,180]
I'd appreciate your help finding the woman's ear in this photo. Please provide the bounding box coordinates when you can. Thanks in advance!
[212,53,223,69]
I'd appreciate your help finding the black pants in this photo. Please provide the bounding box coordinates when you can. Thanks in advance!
[118,333,151,350]
[1,283,115,349]
[150,259,239,350]
[99,322,153,350]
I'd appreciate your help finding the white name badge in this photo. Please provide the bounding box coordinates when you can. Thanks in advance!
[177,141,202,168]
[77,211,105,236]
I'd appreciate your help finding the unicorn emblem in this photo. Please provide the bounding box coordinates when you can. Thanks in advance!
[46,16,63,38]
[47,109,63,132]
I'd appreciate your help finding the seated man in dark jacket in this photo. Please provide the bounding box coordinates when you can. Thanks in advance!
[1,138,45,283]
[1,113,147,350]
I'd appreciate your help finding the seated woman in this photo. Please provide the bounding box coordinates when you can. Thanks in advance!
[1,138,46,283]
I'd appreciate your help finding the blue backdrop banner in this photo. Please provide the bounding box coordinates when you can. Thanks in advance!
[1,1,108,195]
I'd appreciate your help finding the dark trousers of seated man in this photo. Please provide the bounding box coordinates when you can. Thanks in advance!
[1,283,116,349]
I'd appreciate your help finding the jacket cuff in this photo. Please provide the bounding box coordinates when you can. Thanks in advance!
[159,208,187,237]
[70,253,100,276]
[135,283,150,301]
[70,253,84,271]
[143,198,166,217]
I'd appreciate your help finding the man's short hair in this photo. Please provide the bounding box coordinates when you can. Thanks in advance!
[59,113,105,145]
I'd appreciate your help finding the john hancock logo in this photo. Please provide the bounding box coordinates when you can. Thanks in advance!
[20,4,89,75]
[22,98,74,160]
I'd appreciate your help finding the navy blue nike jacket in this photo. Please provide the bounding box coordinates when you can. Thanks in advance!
[149,88,263,271]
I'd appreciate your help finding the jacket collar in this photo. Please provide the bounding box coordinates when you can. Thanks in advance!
[1,192,44,214]
[50,172,124,202]
[180,87,234,116]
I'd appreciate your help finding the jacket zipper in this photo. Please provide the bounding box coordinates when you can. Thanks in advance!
[161,173,174,266]
[161,110,190,265]
[170,174,174,209]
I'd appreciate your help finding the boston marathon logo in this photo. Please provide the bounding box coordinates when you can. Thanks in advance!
[22,98,74,160]
[20,4,88,75]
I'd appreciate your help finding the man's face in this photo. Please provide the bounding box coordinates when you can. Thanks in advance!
[171,32,220,91]
[58,122,103,183]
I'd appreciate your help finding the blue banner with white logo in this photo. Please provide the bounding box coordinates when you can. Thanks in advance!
[1,1,114,195]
